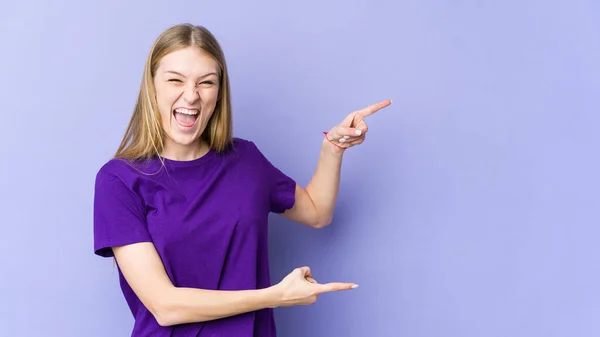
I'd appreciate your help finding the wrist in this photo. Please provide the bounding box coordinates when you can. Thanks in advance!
[263,285,284,309]
[321,137,345,157]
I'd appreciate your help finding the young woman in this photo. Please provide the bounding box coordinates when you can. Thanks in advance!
[93,23,391,337]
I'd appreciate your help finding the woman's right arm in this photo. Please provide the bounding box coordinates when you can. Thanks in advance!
[112,242,279,326]
[112,242,357,327]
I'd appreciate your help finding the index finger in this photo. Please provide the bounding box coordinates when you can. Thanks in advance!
[356,99,392,118]
[315,282,359,294]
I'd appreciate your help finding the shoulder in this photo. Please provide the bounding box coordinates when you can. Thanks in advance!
[94,157,157,190]
[227,137,266,159]
[96,158,138,181]
[95,159,126,184]
[93,158,158,210]
[223,137,279,172]
[231,137,258,151]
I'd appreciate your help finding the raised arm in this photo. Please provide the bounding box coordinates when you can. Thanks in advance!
[283,100,392,228]
[282,141,344,228]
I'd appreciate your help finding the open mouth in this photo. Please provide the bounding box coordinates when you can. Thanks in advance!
[173,108,200,128]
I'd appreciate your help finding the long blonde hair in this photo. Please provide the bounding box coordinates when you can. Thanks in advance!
[114,24,233,161]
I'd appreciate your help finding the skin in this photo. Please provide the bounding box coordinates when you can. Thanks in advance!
[154,46,220,161]
[112,45,392,326]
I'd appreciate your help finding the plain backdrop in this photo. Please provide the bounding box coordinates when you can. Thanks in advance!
[1,0,599,336]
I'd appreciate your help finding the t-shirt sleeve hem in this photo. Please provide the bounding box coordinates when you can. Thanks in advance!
[94,238,153,258]
[271,180,297,214]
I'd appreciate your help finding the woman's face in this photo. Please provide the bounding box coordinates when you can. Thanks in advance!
[153,46,220,157]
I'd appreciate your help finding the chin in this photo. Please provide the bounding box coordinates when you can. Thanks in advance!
[173,136,202,147]
[167,130,204,146]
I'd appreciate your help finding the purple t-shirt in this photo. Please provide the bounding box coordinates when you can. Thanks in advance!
[93,138,296,337]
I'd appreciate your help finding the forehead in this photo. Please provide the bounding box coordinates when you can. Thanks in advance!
[158,46,219,76]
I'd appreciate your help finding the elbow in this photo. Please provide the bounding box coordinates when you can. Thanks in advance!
[152,303,187,327]
[312,216,332,229]
[154,309,176,327]
[150,291,213,326]
[154,313,172,327]
[147,293,182,327]
[149,300,175,327]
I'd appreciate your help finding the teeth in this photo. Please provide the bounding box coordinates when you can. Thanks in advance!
[174,108,199,115]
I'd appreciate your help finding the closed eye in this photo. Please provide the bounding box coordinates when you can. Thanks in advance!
[166,79,216,86]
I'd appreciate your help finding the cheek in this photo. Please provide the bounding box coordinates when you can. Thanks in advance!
[156,90,177,117]
[157,100,172,122]
[200,87,220,104]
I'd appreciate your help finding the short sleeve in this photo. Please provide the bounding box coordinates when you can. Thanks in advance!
[93,169,152,257]
[246,140,297,214]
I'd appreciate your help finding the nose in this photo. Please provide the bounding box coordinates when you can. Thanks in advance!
[182,83,200,104]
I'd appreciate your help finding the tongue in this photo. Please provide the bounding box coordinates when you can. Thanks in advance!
[175,112,197,127]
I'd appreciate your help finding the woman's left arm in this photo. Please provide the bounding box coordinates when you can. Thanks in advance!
[282,100,392,228]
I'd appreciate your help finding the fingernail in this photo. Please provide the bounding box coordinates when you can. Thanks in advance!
[351,284,359,289]
[339,138,346,143]
[343,135,350,140]
[355,130,362,136]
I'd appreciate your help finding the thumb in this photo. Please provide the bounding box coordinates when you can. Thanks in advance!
[340,111,359,127]
[295,266,311,277]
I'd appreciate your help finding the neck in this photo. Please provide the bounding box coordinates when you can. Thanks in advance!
[161,139,210,161]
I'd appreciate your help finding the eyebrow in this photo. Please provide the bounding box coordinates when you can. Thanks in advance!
[165,70,218,78]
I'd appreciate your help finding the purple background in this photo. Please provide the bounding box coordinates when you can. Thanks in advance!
[1,0,599,336]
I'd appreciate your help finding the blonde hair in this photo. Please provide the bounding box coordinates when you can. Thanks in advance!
[114,23,233,161]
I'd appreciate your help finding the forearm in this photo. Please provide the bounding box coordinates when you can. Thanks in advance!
[155,286,280,326]
[113,243,283,327]
[304,139,344,226]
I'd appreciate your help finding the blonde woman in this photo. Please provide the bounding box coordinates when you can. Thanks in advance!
[93,23,391,336]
